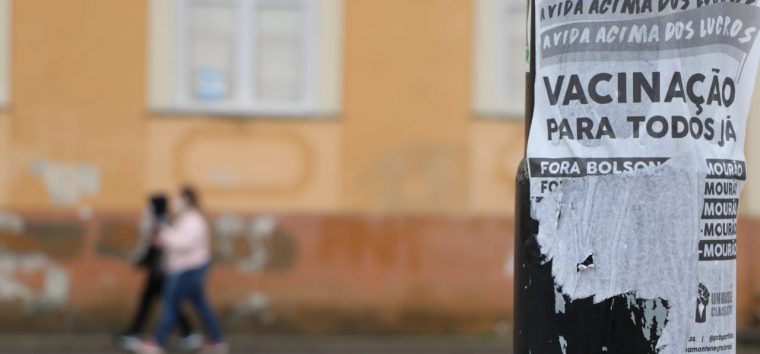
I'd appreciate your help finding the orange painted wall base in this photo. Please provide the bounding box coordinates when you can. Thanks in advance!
[0,212,757,334]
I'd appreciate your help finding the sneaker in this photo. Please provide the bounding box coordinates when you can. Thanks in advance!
[200,342,230,354]
[116,334,142,352]
[136,341,165,354]
[177,333,204,352]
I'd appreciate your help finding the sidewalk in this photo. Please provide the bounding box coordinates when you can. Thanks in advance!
[0,334,758,354]
[0,335,509,354]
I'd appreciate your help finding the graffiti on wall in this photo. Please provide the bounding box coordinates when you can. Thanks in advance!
[0,247,69,311]
[0,214,77,313]
[0,211,24,234]
[213,214,298,325]
[213,214,296,273]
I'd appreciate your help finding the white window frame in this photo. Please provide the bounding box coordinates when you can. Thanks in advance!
[472,0,526,118]
[496,0,526,115]
[0,0,10,108]
[174,0,320,116]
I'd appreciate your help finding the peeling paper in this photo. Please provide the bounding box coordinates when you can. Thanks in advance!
[533,157,703,352]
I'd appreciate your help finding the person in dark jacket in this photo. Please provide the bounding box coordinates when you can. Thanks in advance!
[118,194,201,352]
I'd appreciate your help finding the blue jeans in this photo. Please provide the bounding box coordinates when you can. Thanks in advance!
[155,263,223,347]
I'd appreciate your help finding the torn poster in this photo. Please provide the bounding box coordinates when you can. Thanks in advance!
[526,0,760,353]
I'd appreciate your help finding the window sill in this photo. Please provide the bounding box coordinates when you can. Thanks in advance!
[148,106,341,120]
[473,109,525,120]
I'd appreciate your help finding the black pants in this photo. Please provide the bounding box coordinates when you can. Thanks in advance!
[125,269,193,337]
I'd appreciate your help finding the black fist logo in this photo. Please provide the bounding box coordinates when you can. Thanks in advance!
[696,283,710,323]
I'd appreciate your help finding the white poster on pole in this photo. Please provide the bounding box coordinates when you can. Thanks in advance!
[528,1,760,353]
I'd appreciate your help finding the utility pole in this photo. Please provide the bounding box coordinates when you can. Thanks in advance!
[514,0,760,353]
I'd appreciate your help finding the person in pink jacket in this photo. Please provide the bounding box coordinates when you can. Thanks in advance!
[137,186,228,354]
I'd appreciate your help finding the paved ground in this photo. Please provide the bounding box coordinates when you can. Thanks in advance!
[0,335,758,354]
[0,335,509,354]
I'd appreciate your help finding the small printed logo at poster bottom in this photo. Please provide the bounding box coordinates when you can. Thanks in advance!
[696,283,710,323]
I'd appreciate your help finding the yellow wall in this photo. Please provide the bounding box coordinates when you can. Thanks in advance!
[1,0,524,216]
[145,119,343,213]
[8,0,147,212]
[742,70,760,217]
[0,112,8,208]
[344,0,478,214]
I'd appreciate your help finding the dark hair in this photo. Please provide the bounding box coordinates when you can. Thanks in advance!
[180,185,200,209]
[149,193,169,219]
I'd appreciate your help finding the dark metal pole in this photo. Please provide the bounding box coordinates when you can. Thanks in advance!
[513,0,539,351]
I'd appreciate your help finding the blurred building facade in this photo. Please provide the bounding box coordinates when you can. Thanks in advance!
[0,0,759,333]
